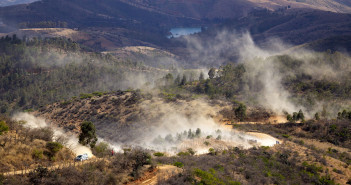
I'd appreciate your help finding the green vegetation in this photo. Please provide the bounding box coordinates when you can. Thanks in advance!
[0,36,157,114]
[286,109,305,122]
[234,103,247,121]
[0,116,74,172]
[156,146,332,184]
[0,121,9,135]
[18,21,68,28]
[93,142,110,158]
[153,152,165,157]
[32,149,44,160]
[45,142,63,161]
[78,121,98,148]
[173,162,184,168]
[4,149,155,184]
[79,93,94,100]
[189,52,351,112]
[338,110,351,120]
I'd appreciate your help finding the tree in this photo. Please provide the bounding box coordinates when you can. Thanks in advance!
[195,128,201,137]
[287,114,293,122]
[199,72,205,81]
[165,134,174,143]
[180,74,187,86]
[93,142,109,157]
[204,80,215,96]
[174,75,181,85]
[297,109,305,121]
[234,103,247,121]
[314,113,320,121]
[164,73,174,86]
[292,112,298,122]
[45,142,63,160]
[0,121,9,135]
[187,129,194,139]
[208,68,216,79]
[29,166,50,184]
[79,121,98,148]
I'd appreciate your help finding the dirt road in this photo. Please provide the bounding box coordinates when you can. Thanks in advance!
[129,165,182,185]
[2,158,102,176]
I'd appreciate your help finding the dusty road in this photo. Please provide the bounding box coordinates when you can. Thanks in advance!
[2,158,102,176]
[129,165,182,185]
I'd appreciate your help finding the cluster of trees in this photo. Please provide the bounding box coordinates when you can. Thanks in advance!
[153,128,202,145]
[286,110,305,122]
[78,121,98,148]
[0,36,153,114]
[18,21,68,28]
[234,103,247,121]
[337,110,351,120]
[186,52,351,113]
[194,64,245,98]
[156,146,335,185]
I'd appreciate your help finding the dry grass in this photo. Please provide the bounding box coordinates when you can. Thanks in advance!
[0,129,74,173]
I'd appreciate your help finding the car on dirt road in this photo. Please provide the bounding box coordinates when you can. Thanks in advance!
[75,153,89,161]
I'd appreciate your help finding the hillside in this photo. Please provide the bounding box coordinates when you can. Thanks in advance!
[1,0,351,53]
[294,35,351,53]
[0,116,75,173]
[1,0,351,184]
[0,0,38,7]
[25,89,351,185]
[0,36,166,114]
[122,0,351,19]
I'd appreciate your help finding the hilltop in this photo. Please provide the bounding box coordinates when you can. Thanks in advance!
[0,0,37,7]
[1,0,351,54]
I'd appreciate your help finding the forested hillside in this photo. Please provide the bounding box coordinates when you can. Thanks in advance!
[0,35,163,114]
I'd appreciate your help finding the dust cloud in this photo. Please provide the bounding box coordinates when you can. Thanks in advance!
[184,31,351,117]
[12,112,93,157]
[97,98,280,155]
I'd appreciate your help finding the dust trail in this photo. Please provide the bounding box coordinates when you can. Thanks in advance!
[12,112,93,157]
[184,31,351,116]
[97,98,280,155]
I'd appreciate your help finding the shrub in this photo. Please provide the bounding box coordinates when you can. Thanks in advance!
[45,142,63,160]
[0,174,4,184]
[234,103,247,121]
[173,162,184,168]
[0,121,9,135]
[92,92,104,97]
[93,142,109,157]
[193,168,226,185]
[187,148,196,155]
[32,149,44,160]
[79,121,98,148]
[209,148,216,155]
[80,93,93,99]
[318,175,336,185]
[177,151,190,156]
[206,135,213,139]
[153,152,165,157]
[29,166,50,184]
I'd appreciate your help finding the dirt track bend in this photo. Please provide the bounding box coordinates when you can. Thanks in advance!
[129,165,182,185]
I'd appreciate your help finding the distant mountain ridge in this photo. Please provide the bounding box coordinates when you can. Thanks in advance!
[1,0,351,53]
[121,0,351,19]
[0,0,38,7]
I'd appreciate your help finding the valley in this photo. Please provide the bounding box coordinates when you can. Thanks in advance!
[0,0,351,184]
